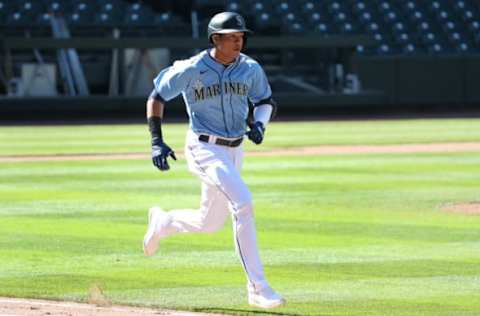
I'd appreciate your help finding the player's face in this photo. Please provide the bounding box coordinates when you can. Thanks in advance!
[214,32,244,62]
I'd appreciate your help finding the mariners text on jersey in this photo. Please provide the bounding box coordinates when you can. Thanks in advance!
[194,81,249,102]
[152,49,272,138]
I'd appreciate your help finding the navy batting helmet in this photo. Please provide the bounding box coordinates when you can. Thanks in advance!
[207,12,252,43]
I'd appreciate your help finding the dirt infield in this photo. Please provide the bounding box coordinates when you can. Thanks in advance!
[0,297,218,316]
[1,142,480,162]
[441,202,480,215]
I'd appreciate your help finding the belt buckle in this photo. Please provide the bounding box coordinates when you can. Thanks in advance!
[209,135,218,144]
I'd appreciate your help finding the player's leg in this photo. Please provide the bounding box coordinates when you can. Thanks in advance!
[143,134,232,255]
[143,182,229,256]
[190,143,279,296]
[183,137,268,288]
[228,145,285,308]
[167,182,230,233]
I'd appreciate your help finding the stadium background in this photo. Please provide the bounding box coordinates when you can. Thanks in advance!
[1,0,479,118]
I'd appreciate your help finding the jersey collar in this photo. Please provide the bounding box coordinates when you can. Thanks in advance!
[203,49,240,73]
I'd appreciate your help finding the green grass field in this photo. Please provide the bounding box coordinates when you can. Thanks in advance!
[1,119,480,315]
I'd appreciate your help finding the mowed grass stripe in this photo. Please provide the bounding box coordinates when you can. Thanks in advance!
[1,242,479,275]
[2,119,480,156]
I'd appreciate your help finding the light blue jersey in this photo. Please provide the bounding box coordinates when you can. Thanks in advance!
[153,49,272,138]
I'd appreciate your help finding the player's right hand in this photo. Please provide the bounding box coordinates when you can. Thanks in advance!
[151,139,177,171]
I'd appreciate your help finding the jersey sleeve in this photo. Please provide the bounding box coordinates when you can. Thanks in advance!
[152,61,190,102]
[248,63,272,104]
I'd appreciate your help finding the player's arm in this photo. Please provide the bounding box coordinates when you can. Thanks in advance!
[147,90,176,171]
[247,97,277,145]
[253,97,277,126]
[247,62,277,145]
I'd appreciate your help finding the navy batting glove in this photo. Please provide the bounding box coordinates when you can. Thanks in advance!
[151,138,177,171]
[247,121,265,145]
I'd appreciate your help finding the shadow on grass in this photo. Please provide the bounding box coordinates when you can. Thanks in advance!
[194,307,333,316]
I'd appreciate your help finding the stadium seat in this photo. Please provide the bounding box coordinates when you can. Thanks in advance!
[377,43,391,55]
[18,1,41,15]
[254,12,280,35]
[7,11,30,26]
[454,0,467,10]
[249,1,273,17]
[418,21,430,32]
[226,1,244,13]
[98,0,125,15]
[429,1,443,12]
[428,43,443,53]
[373,33,383,42]
[124,2,155,27]
[306,12,324,26]
[395,32,410,45]
[403,43,417,54]
[285,21,305,34]
[421,32,437,45]
[72,2,95,15]
[67,11,94,27]
[337,11,349,22]
[392,22,406,33]
[356,44,365,52]
[276,1,293,16]
[95,11,118,27]
[352,2,367,14]
[313,22,331,36]
[328,2,342,13]
[340,22,357,34]
[282,12,295,22]
[37,12,52,26]
[457,42,470,52]
[378,2,392,13]
[444,21,457,31]
[300,1,319,15]
[359,12,373,24]
[367,22,380,33]
[409,11,426,24]
[404,1,417,11]
[462,10,475,21]
[436,10,450,21]
[384,11,399,24]
[469,21,480,32]
[44,1,66,14]
[153,12,189,35]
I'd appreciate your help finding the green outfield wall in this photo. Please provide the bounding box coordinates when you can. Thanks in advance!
[353,54,480,106]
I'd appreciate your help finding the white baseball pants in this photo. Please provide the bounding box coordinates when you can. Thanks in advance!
[160,129,269,291]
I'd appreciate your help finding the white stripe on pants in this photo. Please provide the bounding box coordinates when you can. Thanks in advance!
[160,130,268,291]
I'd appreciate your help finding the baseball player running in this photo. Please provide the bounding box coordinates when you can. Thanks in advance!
[142,12,284,309]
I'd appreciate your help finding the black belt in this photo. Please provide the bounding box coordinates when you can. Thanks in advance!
[199,134,243,147]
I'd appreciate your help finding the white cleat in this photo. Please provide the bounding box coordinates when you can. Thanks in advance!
[143,207,172,257]
[248,286,286,309]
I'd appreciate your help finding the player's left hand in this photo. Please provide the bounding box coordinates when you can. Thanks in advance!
[247,121,265,145]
